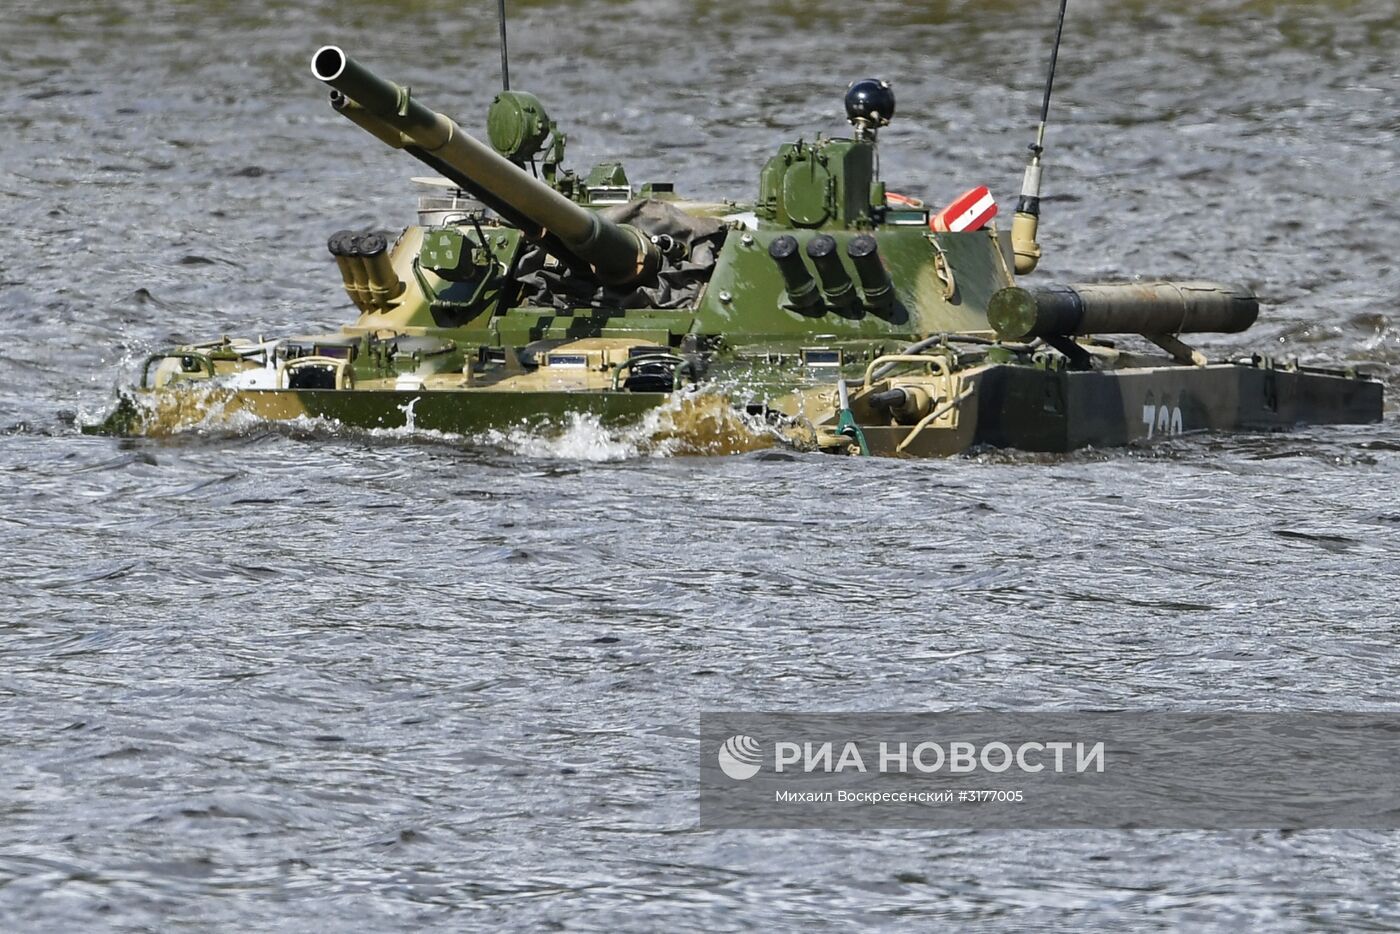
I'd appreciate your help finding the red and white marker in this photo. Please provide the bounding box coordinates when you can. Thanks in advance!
[930,185,998,233]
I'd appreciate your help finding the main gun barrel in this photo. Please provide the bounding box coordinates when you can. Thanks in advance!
[311,46,658,287]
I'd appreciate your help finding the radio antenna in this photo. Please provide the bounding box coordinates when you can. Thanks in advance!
[1034,0,1068,154]
[1011,0,1069,276]
[497,0,511,91]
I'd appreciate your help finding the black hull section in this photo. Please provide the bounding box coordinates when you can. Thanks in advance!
[973,363,1383,453]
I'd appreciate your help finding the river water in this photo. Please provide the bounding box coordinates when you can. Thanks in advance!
[3,0,1399,929]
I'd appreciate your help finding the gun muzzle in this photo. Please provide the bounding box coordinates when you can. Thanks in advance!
[312,46,658,287]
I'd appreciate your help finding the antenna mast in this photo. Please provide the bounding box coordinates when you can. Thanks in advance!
[1011,0,1069,276]
[497,0,511,91]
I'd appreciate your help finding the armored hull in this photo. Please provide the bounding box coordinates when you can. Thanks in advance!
[100,344,1380,458]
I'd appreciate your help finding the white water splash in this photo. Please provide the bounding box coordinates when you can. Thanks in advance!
[397,395,422,432]
[477,389,788,461]
[486,410,669,461]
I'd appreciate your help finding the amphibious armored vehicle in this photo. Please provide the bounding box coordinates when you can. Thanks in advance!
[91,45,1383,456]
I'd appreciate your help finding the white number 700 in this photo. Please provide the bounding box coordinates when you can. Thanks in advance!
[1142,404,1184,438]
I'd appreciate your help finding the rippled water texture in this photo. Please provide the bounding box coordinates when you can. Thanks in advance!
[3,0,1400,929]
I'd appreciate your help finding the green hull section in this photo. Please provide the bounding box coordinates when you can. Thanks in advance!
[90,388,668,437]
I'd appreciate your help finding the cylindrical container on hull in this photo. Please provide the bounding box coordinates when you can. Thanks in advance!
[847,234,893,310]
[768,235,823,314]
[355,231,405,308]
[328,230,372,312]
[988,281,1259,339]
[806,234,856,309]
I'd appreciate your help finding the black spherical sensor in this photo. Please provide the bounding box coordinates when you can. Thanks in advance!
[845,78,895,129]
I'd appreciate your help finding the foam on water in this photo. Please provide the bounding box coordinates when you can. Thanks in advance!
[485,410,650,461]
[478,390,784,460]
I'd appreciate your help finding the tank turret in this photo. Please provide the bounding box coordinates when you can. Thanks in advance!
[311,46,658,287]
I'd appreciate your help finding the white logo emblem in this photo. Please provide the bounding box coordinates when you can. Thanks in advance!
[717,734,762,780]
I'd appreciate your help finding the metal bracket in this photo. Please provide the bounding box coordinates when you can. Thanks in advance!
[1041,335,1094,370]
[1145,332,1208,367]
[926,235,957,300]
